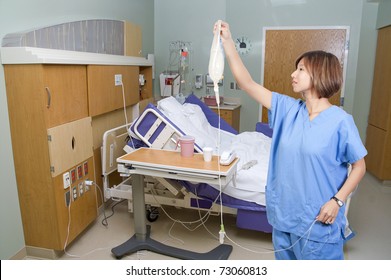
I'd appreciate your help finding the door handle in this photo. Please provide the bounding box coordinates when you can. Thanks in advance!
[45,87,51,108]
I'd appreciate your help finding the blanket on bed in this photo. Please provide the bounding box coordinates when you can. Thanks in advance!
[156,96,271,205]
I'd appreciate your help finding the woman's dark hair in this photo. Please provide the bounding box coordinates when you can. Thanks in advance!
[295,50,343,98]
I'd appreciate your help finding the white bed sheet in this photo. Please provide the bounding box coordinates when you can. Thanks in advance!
[157,97,271,206]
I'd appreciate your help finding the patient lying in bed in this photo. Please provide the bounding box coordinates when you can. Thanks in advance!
[149,96,272,206]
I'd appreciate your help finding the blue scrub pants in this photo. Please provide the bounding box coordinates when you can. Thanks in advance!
[272,229,344,260]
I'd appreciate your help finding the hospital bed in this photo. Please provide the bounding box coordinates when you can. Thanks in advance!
[102,93,273,234]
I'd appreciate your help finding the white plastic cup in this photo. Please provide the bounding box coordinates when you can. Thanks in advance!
[203,147,213,162]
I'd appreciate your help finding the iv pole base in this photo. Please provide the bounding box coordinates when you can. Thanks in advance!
[111,225,232,260]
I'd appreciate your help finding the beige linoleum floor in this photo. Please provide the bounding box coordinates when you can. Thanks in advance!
[34,172,391,260]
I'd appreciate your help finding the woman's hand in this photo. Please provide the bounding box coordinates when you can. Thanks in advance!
[213,20,232,44]
[212,20,273,108]
[316,199,341,225]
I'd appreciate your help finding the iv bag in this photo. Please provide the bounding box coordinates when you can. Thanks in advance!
[208,20,224,105]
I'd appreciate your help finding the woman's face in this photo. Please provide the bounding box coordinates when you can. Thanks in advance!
[291,59,312,94]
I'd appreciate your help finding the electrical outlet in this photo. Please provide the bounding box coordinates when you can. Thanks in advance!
[78,182,84,197]
[65,191,70,207]
[63,172,71,189]
[114,74,122,86]
[72,186,78,201]
[85,179,90,192]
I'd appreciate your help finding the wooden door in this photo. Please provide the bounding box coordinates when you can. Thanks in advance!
[47,117,93,177]
[43,65,89,127]
[261,28,348,122]
[87,65,140,117]
[367,26,391,130]
[365,25,391,180]
[124,21,142,57]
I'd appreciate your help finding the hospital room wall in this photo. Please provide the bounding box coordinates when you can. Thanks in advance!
[154,0,379,138]
[0,0,154,260]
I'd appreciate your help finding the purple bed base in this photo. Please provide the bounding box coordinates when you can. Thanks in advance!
[129,94,273,233]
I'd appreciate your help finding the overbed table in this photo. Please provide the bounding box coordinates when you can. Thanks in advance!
[112,147,238,260]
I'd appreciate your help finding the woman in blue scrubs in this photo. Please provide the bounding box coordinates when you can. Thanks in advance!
[216,21,367,260]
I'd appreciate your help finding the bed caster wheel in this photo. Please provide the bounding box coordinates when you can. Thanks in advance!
[146,208,159,222]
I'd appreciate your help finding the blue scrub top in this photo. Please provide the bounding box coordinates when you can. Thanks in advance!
[266,92,367,243]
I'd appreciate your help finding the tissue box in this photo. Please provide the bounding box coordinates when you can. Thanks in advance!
[203,95,223,106]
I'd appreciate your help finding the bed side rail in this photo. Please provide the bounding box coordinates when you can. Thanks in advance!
[132,108,202,153]
[102,123,130,176]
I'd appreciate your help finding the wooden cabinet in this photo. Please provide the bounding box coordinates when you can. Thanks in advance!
[365,25,391,181]
[4,64,97,251]
[2,18,154,256]
[211,105,241,132]
[42,65,89,127]
[2,43,154,255]
[51,157,97,248]
[124,21,142,57]
[139,66,153,100]
[47,117,93,177]
[87,65,140,117]
[5,65,88,128]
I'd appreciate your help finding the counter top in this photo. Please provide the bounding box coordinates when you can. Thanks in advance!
[203,96,241,110]
[207,103,241,110]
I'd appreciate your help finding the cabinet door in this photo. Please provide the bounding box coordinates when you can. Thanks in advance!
[53,156,97,250]
[368,26,391,130]
[212,109,231,125]
[140,66,153,100]
[124,21,142,57]
[47,117,93,177]
[43,65,89,128]
[366,124,391,180]
[87,65,140,117]
[211,108,241,131]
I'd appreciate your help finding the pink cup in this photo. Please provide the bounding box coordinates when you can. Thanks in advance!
[176,136,195,157]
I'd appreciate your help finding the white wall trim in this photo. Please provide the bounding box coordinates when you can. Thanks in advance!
[1,47,154,67]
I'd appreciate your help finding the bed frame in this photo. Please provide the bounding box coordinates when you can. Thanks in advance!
[101,98,272,232]
[102,122,237,223]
